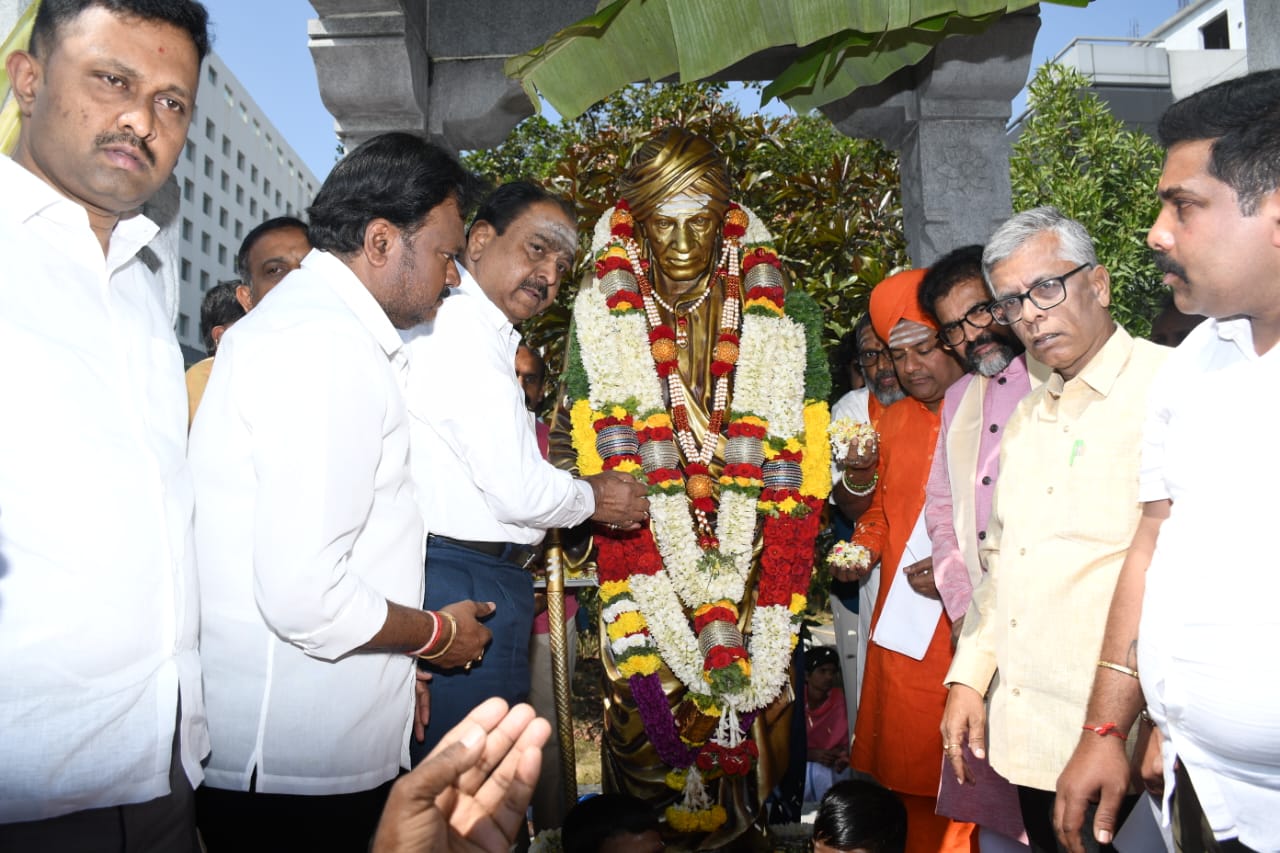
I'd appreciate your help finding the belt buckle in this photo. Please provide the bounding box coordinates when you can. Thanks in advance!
[516,545,540,570]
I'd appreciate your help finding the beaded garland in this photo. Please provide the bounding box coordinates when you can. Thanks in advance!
[567,198,832,832]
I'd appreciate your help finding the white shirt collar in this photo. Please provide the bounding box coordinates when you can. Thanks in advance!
[455,264,516,337]
[0,154,158,268]
[300,248,405,359]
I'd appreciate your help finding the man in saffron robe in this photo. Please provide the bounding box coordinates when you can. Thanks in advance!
[834,269,972,853]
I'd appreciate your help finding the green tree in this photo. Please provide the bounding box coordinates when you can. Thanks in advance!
[462,82,906,398]
[1011,63,1166,338]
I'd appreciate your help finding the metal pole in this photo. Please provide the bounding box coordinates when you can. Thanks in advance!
[544,541,578,809]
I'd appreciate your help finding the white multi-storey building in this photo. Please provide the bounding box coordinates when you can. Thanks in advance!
[168,52,320,357]
[1013,0,1256,139]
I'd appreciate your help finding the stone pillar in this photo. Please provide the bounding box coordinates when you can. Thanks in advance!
[1245,0,1280,72]
[306,0,595,153]
[820,10,1039,266]
[307,0,430,152]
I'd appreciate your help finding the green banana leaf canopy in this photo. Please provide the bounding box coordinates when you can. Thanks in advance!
[506,0,1088,119]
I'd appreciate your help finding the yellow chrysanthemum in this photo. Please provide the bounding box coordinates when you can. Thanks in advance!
[744,298,784,315]
[736,414,768,430]
[612,459,642,475]
[607,611,646,638]
[777,496,799,514]
[783,438,803,453]
[664,769,687,791]
[609,404,630,420]
[800,401,833,499]
[600,580,631,600]
[617,654,662,677]
[571,399,603,476]
[789,593,807,614]
[638,412,672,430]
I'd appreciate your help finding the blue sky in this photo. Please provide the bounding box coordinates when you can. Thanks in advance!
[199,0,1187,182]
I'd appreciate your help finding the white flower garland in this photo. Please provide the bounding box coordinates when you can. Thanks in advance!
[577,204,809,713]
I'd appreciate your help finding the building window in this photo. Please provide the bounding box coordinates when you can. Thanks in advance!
[203,156,213,178]
[218,244,227,265]
[220,171,229,192]
[251,166,259,185]
[253,119,261,137]
[262,178,271,196]
[181,218,193,240]
[202,193,212,215]
[221,135,230,157]
[218,208,228,228]
[1201,12,1230,49]
[180,259,191,282]
[199,271,209,291]
[207,65,217,85]
[250,198,258,216]
[205,118,214,140]
[184,140,195,162]
[234,220,244,239]
[237,151,245,171]
[274,190,282,207]
[201,232,211,254]
[235,185,244,204]
[178,313,189,336]
[182,178,193,201]
[240,102,248,124]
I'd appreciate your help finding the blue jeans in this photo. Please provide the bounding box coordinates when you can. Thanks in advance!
[408,537,534,764]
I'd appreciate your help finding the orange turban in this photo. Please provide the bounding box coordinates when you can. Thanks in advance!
[869,268,934,346]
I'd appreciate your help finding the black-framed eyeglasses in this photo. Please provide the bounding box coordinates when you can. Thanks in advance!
[857,346,891,367]
[937,303,996,348]
[990,263,1093,326]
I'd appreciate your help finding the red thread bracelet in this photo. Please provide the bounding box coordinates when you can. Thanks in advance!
[1082,722,1127,740]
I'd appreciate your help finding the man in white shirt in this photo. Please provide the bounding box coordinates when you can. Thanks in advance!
[1055,69,1280,853]
[189,132,492,850]
[0,3,209,849]
[403,181,649,761]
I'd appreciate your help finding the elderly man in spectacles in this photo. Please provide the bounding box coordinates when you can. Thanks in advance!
[939,207,1169,853]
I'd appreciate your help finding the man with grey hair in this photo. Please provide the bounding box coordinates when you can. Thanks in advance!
[939,206,1168,853]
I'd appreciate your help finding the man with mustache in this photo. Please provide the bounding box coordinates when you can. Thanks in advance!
[401,181,648,763]
[0,2,210,848]
[188,133,493,850]
[919,245,1048,853]
[1055,68,1280,853]
[939,208,1168,853]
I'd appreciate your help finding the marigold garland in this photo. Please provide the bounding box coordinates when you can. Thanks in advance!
[571,199,831,834]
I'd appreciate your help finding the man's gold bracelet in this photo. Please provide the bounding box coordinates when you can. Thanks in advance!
[1096,659,1139,679]
[419,612,458,661]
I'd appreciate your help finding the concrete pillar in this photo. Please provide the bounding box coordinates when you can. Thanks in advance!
[820,10,1040,266]
[1245,0,1280,72]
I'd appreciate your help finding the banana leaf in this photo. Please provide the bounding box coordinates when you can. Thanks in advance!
[506,0,1089,120]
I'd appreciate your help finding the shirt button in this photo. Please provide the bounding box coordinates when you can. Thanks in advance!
[981,476,992,486]
[1047,486,1054,495]
[1063,425,1070,433]
[1010,618,1017,627]
[1012,687,1021,696]
[1019,547,1026,556]
[978,531,986,541]
[989,424,999,433]
[997,377,1007,385]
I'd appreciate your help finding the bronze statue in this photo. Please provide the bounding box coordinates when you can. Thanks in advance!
[551,128,831,849]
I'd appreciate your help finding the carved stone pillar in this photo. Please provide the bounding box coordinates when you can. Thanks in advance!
[821,10,1040,266]
[307,0,595,153]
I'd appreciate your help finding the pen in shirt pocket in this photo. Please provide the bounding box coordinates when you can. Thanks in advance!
[1069,439,1085,466]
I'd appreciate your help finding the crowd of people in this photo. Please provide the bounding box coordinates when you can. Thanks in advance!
[1,1,1278,852]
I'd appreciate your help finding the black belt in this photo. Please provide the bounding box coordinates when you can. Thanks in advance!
[427,534,542,569]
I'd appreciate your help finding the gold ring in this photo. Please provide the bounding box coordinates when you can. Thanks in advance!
[464,661,472,672]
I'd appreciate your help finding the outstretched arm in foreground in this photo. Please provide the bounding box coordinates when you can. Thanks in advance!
[1054,500,1169,853]
[372,698,551,853]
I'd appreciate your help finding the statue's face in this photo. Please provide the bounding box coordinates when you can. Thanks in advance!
[639,192,723,283]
